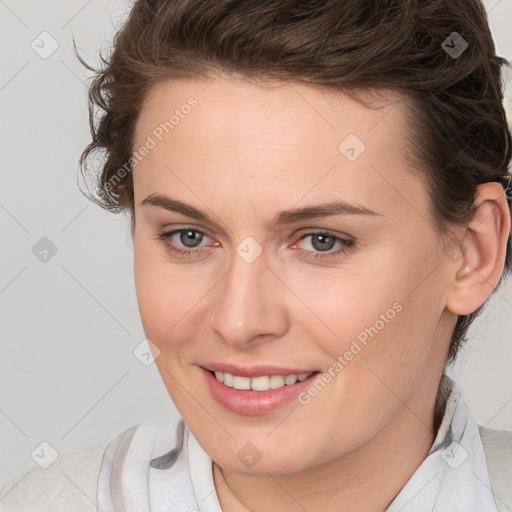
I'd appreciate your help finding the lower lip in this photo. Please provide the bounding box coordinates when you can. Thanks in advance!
[200,367,321,415]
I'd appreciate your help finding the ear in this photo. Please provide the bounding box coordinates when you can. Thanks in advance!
[445,182,511,316]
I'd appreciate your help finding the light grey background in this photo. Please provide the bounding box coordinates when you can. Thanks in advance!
[1,0,511,490]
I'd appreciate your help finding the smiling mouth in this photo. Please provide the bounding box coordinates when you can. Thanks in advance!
[206,369,321,391]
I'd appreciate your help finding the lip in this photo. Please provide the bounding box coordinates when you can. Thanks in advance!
[201,362,318,378]
[199,366,321,416]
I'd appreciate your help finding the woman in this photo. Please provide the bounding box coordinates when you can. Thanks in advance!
[1,0,511,510]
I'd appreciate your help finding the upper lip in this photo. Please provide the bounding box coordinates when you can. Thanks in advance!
[201,362,319,377]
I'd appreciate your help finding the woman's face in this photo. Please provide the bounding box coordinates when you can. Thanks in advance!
[132,75,457,474]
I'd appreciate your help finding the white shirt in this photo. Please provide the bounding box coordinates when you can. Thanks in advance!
[95,376,499,511]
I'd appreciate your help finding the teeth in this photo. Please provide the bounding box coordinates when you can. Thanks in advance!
[212,371,314,391]
[233,376,251,390]
[269,375,285,389]
[284,374,298,385]
[251,375,270,391]
[223,373,234,387]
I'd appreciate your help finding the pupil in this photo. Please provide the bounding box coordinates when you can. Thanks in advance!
[181,230,203,248]
[312,234,334,251]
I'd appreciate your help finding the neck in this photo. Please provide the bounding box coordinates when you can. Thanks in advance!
[213,376,447,512]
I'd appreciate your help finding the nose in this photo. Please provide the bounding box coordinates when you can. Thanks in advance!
[208,247,289,349]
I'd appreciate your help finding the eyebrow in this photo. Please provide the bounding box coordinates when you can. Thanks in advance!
[140,193,382,227]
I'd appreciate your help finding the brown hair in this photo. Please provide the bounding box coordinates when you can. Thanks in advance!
[77,0,511,369]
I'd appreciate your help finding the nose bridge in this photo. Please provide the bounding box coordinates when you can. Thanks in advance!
[208,247,287,346]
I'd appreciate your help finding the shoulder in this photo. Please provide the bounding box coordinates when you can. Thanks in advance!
[479,424,512,457]
[478,425,512,512]
[0,438,111,512]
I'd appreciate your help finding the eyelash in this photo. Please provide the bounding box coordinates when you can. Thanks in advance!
[156,226,355,260]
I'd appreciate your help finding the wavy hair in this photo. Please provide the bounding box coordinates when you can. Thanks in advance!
[76,0,512,369]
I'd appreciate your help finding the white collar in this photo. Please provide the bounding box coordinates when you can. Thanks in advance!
[384,376,498,511]
[97,376,499,511]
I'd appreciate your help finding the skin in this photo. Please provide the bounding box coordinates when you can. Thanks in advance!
[130,75,510,511]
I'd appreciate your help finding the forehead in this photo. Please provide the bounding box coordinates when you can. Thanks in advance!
[135,75,408,147]
[132,76,427,229]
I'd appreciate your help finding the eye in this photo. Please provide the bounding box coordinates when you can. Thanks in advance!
[156,227,354,260]
[292,231,355,259]
[157,227,217,257]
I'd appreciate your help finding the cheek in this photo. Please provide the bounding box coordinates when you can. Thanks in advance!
[289,253,413,355]
[133,242,198,343]
[133,239,223,368]
[293,244,442,413]
[132,243,209,407]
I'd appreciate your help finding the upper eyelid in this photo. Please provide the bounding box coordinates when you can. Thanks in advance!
[161,224,211,236]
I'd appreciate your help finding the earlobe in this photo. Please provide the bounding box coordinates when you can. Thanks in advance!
[445,182,511,316]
